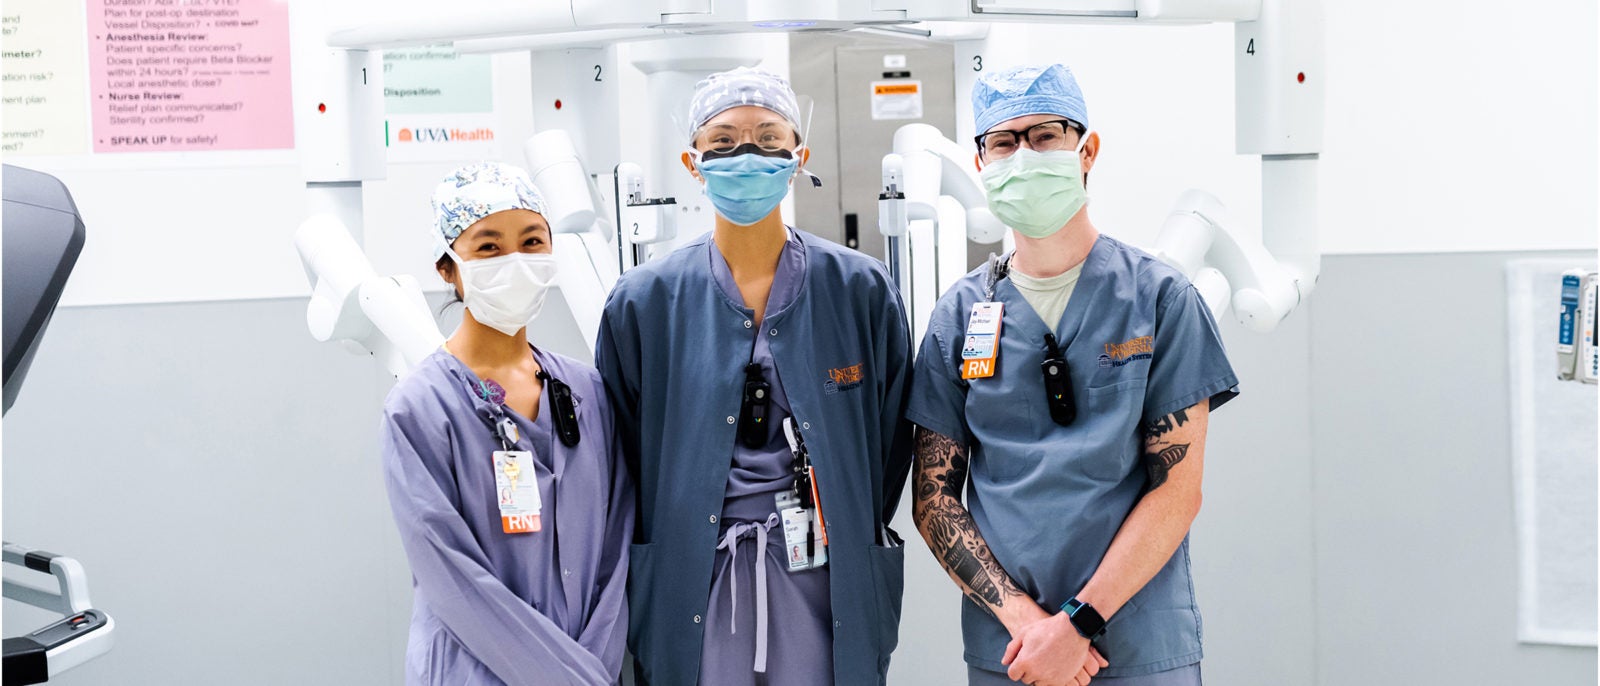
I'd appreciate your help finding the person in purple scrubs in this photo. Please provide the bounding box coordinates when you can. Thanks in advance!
[380,162,633,686]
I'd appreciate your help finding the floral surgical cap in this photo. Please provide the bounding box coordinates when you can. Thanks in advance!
[430,161,546,259]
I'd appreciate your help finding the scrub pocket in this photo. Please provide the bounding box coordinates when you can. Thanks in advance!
[1074,378,1148,482]
[867,542,906,659]
[411,616,495,684]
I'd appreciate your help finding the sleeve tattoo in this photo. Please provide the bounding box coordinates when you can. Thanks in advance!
[912,427,1028,615]
[1140,408,1192,492]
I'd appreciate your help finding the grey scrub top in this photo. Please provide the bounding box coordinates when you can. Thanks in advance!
[906,234,1239,678]
[380,347,634,686]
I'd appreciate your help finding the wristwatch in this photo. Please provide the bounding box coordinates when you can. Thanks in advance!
[1060,597,1107,640]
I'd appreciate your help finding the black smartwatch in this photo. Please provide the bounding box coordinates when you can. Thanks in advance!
[1060,597,1107,640]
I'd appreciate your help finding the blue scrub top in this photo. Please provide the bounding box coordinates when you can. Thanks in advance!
[907,234,1239,678]
[596,228,914,686]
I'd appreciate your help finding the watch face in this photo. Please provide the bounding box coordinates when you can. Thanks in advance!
[1069,601,1107,638]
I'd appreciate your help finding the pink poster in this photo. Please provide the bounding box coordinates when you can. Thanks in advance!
[86,0,293,153]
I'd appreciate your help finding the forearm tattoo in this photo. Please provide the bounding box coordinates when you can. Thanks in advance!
[912,427,1027,615]
[1140,408,1192,492]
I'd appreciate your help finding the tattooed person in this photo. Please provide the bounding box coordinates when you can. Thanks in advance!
[907,64,1240,686]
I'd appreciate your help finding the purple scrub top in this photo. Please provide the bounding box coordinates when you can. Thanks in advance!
[380,347,633,685]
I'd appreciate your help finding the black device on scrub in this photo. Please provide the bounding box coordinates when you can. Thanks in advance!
[738,363,771,450]
[537,370,582,447]
[1041,332,1076,426]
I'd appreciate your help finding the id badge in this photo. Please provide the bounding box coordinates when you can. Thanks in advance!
[961,302,1004,380]
[493,450,542,534]
[776,491,827,572]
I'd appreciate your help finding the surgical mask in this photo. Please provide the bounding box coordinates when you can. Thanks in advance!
[445,250,559,336]
[979,133,1092,239]
[692,147,799,226]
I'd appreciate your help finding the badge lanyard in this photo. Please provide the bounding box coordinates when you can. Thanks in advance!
[962,254,1011,381]
[477,365,583,535]
[777,417,828,572]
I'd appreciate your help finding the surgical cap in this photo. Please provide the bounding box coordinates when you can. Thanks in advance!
[686,66,803,144]
[430,161,546,259]
[972,64,1089,137]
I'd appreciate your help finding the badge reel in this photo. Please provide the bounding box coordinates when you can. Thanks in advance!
[776,418,828,572]
[492,415,543,534]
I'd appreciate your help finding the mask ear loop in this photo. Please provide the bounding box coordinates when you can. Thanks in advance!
[796,99,822,188]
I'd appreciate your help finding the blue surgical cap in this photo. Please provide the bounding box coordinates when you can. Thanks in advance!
[430,161,546,259]
[972,64,1088,136]
[687,66,803,144]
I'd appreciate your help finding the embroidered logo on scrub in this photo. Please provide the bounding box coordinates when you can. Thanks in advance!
[1098,335,1154,369]
[824,364,864,394]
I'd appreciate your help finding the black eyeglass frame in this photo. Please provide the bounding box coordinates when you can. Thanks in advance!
[973,118,1086,160]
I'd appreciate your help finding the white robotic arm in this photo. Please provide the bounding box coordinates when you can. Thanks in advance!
[294,214,445,380]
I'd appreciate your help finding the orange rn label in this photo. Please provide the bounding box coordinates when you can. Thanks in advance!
[874,83,919,95]
[962,358,996,379]
[503,513,542,534]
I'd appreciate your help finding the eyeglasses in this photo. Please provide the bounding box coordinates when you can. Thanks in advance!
[693,121,800,155]
[974,119,1085,161]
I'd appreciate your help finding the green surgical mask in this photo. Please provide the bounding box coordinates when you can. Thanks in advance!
[979,137,1091,239]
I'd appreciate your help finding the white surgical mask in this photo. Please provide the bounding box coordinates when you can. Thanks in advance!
[445,250,559,336]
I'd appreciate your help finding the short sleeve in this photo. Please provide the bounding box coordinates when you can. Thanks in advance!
[1142,284,1240,424]
[906,308,973,447]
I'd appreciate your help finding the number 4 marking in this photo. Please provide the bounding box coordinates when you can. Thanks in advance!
[1246,39,1255,55]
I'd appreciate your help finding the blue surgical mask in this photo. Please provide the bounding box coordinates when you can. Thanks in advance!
[693,150,798,226]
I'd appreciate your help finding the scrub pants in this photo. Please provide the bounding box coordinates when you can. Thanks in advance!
[968,663,1202,686]
[699,492,833,686]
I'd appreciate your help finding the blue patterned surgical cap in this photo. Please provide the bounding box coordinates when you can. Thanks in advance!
[687,66,803,144]
[430,161,546,259]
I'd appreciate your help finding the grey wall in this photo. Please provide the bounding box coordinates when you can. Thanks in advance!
[4,253,1594,685]
[1308,252,1596,685]
[3,296,412,685]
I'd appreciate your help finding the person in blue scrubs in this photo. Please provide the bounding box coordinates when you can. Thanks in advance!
[595,67,914,686]
[908,65,1239,686]
[380,162,634,686]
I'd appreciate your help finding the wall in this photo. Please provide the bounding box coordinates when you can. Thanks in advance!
[1309,251,1596,685]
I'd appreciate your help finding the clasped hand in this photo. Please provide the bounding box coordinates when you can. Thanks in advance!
[1002,611,1108,686]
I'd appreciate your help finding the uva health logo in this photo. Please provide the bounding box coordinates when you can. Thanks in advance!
[394,127,495,143]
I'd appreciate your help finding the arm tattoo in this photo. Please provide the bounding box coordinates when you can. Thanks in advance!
[1141,407,1189,440]
[1141,409,1192,492]
[912,427,1028,616]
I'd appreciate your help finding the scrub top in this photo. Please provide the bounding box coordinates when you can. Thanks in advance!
[380,347,634,686]
[906,234,1239,678]
[698,232,834,686]
[596,228,914,686]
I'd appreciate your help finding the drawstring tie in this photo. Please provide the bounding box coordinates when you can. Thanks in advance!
[715,512,782,673]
